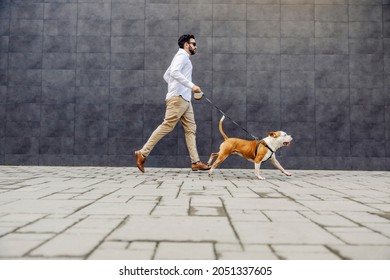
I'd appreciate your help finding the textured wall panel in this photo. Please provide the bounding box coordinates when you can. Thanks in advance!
[0,0,388,170]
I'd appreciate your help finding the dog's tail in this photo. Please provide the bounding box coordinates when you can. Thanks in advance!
[219,115,228,140]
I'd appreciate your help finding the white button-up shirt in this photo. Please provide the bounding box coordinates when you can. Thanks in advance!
[163,48,195,102]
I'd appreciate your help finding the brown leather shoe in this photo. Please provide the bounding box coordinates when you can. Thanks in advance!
[191,161,211,171]
[134,151,145,173]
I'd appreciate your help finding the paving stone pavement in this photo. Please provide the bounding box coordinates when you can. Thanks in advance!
[0,166,389,260]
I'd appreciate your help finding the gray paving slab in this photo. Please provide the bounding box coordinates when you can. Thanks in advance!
[0,166,389,260]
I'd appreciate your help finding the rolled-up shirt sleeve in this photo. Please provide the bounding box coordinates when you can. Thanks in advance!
[163,67,170,83]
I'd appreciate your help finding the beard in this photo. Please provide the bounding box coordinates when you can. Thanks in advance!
[189,47,196,55]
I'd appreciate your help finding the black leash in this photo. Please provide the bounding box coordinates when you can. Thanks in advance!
[202,95,259,141]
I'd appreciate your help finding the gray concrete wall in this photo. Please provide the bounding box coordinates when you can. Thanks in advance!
[0,0,389,170]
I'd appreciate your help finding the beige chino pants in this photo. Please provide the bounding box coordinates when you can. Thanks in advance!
[140,96,200,163]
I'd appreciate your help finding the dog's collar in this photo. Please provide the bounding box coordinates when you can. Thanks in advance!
[255,140,274,161]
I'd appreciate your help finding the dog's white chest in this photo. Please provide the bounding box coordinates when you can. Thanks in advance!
[260,150,273,162]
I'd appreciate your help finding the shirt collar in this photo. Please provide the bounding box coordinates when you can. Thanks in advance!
[178,48,190,57]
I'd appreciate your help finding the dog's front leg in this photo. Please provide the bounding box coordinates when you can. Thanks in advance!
[254,162,265,180]
[270,157,291,176]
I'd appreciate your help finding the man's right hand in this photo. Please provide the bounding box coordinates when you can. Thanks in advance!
[192,85,202,93]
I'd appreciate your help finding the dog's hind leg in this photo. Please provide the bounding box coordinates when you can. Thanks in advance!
[207,153,219,166]
[208,154,229,177]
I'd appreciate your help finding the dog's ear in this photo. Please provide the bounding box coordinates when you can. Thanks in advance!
[268,132,277,138]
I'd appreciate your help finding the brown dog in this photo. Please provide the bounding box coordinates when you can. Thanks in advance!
[207,116,293,180]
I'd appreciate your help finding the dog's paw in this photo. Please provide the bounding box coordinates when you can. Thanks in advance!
[284,172,292,176]
[257,176,266,180]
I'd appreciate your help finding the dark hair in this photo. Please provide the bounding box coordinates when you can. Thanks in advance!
[178,34,195,49]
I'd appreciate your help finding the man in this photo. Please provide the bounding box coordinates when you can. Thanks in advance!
[134,34,210,173]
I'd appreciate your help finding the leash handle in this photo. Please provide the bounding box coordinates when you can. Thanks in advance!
[201,93,259,140]
[193,91,203,100]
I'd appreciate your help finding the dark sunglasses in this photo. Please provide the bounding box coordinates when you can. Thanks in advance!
[188,42,196,47]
